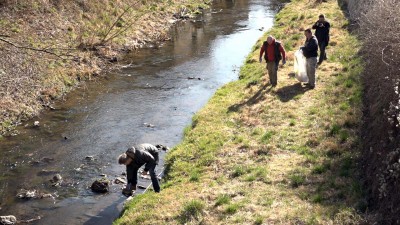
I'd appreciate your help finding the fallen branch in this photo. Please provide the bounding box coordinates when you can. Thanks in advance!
[0,37,75,59]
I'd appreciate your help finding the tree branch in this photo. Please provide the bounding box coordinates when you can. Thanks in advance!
[0,37,76,59]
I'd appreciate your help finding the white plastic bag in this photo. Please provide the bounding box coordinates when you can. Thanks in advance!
[294,49,308,83]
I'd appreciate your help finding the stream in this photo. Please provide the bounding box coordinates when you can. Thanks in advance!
[0,0,280,224]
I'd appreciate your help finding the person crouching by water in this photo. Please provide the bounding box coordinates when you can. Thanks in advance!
[118,143,160,196]
[259,35,286,87]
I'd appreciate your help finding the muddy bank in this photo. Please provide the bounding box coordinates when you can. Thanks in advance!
[0,0,209,136]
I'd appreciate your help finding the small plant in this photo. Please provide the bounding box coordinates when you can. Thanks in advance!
[312,194,323,203]
[245,174,256,182]
[215,194,230,206]
[252,127,264,136]
[231,165,248,178]
[225,203,240,214]
[254,216,263,225]
[330,124,341,136]
[289,170,306,188]
[312,163,330,174]
[189,170,200,182]
[339,130,349,143]
[260,131,275,144]
[178,200,205,223]
[261,197,273,207]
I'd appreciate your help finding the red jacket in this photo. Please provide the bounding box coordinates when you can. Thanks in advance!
[259,40,286,62]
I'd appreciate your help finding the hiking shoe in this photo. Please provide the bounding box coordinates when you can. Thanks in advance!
[122,188,135,196]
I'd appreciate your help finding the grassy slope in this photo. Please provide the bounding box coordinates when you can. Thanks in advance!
[114,0,366,224]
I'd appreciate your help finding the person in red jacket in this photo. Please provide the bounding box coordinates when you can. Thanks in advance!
[259,35,286,87]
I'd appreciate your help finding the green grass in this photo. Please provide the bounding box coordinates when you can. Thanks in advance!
[260,131,275,144]
[254,216,263,225]
[225,203,240,215]
[231,165,250,178]
[178,200,205,224]
[289,170,306,188]
[215,194,231,206]
[114,0,367,224]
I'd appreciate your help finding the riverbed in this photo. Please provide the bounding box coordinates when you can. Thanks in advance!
[0,0,279,224]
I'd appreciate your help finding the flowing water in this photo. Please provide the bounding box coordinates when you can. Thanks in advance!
[0,0,280,224]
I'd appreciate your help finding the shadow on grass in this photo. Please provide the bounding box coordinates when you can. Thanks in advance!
[228,83,272,112]
[275,82,310,102]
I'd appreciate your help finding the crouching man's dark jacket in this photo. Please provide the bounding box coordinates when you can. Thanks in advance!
[126,143,159,172]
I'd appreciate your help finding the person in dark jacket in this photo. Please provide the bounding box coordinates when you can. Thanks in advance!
[312,14,330,65]
[259,35,286,87]
[118,143,160,195]
[301,29,318,88]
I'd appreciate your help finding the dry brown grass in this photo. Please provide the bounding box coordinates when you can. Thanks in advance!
[0,0,209,136]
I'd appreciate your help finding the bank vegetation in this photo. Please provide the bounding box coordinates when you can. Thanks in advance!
[344,0,400,223]
[0,0,209,136]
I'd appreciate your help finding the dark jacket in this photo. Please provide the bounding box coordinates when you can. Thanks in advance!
[126,143,159,172]
[312,20,330,44]
[302,36,318,58]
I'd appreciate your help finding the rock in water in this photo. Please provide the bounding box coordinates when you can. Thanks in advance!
[91,179,110,193]
[52,174,62,182]
[16,189,37,199]
[0,215,17,225]
[85,156,94,161]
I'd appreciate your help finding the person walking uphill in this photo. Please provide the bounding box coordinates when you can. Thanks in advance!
[301,29,318,89]
[118,143,160,196]
[259,35,286,87]
[312,14,330,65]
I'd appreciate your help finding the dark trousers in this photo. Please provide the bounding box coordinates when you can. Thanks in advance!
[126,162,160,193]
[318,41,327,63]
[147,162,160,193]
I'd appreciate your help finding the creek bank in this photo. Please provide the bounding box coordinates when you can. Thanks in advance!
[0,0,210,137]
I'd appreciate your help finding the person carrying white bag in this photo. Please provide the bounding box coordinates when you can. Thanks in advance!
[294,49,309,83]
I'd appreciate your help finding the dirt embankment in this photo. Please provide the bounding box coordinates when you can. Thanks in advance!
[0,0,208,136]
[344,0,400,223]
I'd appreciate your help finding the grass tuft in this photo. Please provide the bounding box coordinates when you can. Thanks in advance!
[178,200,205,224]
